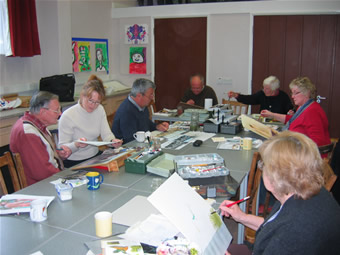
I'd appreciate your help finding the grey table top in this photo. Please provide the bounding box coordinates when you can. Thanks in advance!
[0,130,258,255]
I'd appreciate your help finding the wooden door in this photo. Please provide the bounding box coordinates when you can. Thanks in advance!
[253,15,340,138]
[154,17,207,110]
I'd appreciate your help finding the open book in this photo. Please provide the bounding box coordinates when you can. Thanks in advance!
[241,114,279,139]
[0,194,55,215]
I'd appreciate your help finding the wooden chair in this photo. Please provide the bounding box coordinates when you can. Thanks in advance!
[323,162,338,192]
[0,152,27,194]
[244,152,262,244]
[148,100,156,120]
[222,99,249,115]
[319,142,336,164]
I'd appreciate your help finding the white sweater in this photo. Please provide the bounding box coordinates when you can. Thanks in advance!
[58,103,115,160]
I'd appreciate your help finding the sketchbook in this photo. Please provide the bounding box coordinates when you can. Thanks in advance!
[71,148,135,172]
[241,114,279,139]
[0,194,55,215]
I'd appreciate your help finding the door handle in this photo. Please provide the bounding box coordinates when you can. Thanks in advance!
[316,95,326,103]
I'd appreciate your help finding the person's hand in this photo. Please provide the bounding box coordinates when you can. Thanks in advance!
[186,99,195,105]
[156,122,169,132]
[57,145,72,159]
[225,251,231,255]
[287,109,295,115]
[260,109,273,118]
[219,200,246,223]
[228,91,239,99]
[109,139,123,148]
[75,137,88,148]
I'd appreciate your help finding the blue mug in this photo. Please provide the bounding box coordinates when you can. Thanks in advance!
[86,172,104,190]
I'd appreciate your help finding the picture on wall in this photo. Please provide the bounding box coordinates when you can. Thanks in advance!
[125,24,148,44]
[129,47,146,74]
[72,38,109,74]
[95,43,108,72]
[71,40,91,72]
[72,41,79,72]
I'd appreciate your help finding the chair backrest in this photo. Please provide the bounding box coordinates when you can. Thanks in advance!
[244,151,262,244]
[319,142,336,164]
[323,162,338,191]
[0,152,27,194]
[148,100,156,120]
[222,99,248,115]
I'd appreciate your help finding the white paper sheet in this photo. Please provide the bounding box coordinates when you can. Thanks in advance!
[119,214,179,247]
[111,195,159,227]
[75,140,115,146]
[148,173,232,253]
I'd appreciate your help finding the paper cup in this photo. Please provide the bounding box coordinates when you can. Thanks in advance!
[204,98,213,110]
[95,211,112,238]
[241,137,253,150]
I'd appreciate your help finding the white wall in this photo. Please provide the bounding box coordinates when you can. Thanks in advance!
[1,0,339,97]
[207,13,252,103]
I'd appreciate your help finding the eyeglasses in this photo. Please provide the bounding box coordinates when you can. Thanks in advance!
[87,98,101,105]
[44,108,61,114]
[291,91,301,96]
[142,93,154,100]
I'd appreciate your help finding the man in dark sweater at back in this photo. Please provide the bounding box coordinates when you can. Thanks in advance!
[112,78,169,144]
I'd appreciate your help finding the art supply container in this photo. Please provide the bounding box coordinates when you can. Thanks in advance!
[190,111,199,131]
[55,183,73,201]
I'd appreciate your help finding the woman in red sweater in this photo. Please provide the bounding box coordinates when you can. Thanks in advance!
[261,77,330,149]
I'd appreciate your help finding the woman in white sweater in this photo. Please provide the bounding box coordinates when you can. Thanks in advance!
[58,75,122,168]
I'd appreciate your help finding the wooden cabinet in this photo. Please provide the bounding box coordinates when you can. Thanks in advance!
[0,117,19,147]
[102,90,130,128]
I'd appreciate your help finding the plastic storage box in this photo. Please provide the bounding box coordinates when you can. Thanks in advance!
[146,153,175,177]
[55,183,73,201]
[125,150,163,174]
[174,153,238,198]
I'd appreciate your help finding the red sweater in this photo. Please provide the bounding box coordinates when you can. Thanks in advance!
[285,102,331,147]
[10,112,60,185]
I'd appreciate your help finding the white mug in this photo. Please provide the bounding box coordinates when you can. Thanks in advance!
[133,131,145,143]
[30,199,48,222]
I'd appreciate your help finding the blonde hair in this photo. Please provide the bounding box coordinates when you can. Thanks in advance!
[80,75,105,104]
[289,77,316,99]
[263,76,280,91]
[259,131,324,200]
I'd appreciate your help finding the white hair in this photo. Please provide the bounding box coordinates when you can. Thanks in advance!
[263,76,280,91]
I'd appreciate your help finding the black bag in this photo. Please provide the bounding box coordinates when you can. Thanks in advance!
[39,73,75,102]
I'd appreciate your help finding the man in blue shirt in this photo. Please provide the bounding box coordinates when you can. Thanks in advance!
[112,78,169,144]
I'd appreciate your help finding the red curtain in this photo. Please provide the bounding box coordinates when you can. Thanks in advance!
[7,0,41,57]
